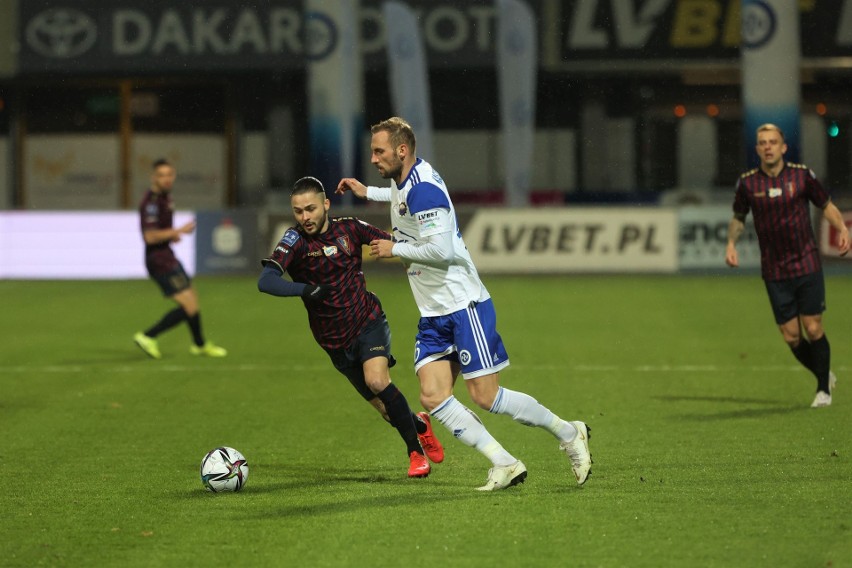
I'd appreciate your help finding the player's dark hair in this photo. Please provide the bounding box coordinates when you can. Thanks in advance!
[371,117,416,154]
[152,158,172,170]
[291,176,325,197]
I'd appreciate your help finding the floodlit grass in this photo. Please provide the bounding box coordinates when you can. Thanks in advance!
[2,274,850,567]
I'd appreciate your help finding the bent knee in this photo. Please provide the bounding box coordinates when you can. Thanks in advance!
[803,325,824,342]
[779,326,801,346]
[365,377,390,394]
[469,393,495,411]
[419,392,451,412]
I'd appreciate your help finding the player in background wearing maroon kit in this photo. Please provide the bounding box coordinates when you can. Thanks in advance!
[133,159,227,359]
[257,176,443,478]
[726,124,850,407]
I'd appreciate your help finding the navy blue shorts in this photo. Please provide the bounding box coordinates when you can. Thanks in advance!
[764,270,826,324]
[151,263,191,297]
[324,313,397,401]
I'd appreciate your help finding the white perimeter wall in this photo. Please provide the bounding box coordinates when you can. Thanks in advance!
[23,133,227,210]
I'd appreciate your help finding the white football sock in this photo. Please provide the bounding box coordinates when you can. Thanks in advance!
[489,387,577,443]
[431,395,516,467]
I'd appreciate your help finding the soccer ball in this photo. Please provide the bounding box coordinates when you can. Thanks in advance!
[200,447,249,492]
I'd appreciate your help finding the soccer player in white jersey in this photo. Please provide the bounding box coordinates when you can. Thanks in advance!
[337,117,592,491]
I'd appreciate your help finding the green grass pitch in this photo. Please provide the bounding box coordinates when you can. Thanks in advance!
[2,273,850,567]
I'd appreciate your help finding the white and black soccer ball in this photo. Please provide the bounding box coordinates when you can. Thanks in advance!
[200,447,249,492]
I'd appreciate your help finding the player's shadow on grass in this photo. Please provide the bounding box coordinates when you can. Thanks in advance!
[175,463,519,514]
[247,462,466,492]
[654,395,804,420]
[258,492,477,519]
[242,473,491,519]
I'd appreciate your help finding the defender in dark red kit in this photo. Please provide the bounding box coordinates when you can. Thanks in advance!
[133,159,227,359]
[257,176,443,478]
[726,124,850,407]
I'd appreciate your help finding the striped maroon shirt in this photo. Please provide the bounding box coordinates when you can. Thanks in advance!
[263,217,392,349]
[732,163,830,281]
[139,189,179,275]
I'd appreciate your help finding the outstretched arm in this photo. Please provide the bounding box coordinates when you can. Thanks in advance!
[257,265,306,296]
[336,178,368,199]
[257,265,338,301]
[336,178,392,202]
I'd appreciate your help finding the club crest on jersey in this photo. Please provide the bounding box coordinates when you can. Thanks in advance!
[323,245,338,256]
[398,202,408,216]
[768,187,782,198]
[336,236,351,255]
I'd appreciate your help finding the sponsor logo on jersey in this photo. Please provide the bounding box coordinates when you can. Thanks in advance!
[322,245,338,256]
[768,187,782,198]
[418,212,439,231]
[282,229,300,246]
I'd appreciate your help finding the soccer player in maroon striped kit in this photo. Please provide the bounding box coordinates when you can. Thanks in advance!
[257,176,443,477]
[726,124,850,407]
[133,159,227,360]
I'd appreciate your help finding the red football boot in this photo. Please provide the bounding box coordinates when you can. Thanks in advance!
[416,412,445,463]
[408,451,430,478]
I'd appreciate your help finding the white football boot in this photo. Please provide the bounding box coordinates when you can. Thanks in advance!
[559,421,592,485]
[476,460,527,491]
[810,371,837,408]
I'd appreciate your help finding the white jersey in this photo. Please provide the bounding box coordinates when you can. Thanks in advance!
[367,158,489,317]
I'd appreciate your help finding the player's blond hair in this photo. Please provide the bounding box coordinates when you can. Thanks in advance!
[756,123,785,142]
[371,117,417,154]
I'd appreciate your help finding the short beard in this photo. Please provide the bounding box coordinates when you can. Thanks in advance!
[302,211,328,235]
[382,160,403,180]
